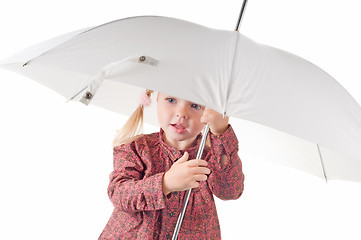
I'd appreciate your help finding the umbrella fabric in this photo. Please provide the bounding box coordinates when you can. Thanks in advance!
[1,16,361,182]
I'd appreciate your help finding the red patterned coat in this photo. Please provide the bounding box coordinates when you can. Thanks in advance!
[99,125,244,239]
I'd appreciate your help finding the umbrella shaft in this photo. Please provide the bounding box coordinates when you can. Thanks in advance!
[235,0,249,31]
[171,124,210,240]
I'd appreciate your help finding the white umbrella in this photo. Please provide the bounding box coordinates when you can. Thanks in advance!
[1,15,361,184]
[0,0,360,239]
[3,12,361,238]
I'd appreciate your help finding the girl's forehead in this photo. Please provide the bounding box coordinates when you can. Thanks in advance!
[158,92,200,104]
[157,92,177,100]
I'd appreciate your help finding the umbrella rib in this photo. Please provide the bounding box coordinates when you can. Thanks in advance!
[66,85,88,102]
[317,144,328,183]
[225,33,240,116]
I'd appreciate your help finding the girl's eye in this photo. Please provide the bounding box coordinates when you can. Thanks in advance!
[191,104,202,110]
[167,98,176,103]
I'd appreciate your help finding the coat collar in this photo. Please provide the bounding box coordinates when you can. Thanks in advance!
[158,128,203,160]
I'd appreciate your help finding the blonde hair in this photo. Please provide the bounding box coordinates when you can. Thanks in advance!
[113,89,154,147]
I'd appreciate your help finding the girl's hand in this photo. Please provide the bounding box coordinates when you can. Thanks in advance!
[162,152,210,196]
[200,108,229,135]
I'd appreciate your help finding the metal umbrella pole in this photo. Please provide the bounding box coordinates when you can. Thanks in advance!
[235,0,248,31]
[171,1,248,239]
[171,124,210,240]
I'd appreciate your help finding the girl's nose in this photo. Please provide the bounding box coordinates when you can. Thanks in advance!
[176,113,187,119]
[176,106,188,119]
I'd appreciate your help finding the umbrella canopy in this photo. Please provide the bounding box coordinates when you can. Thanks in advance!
[1,16,361,182]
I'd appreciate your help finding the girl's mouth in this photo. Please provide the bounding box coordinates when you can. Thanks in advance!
[171,123,186,134]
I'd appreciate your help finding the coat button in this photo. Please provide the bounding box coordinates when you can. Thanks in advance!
[139,56,146,61]
[169,212,175,217]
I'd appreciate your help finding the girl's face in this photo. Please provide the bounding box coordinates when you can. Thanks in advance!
[157,92,205,150]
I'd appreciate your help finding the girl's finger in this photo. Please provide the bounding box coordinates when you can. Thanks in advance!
[194,174,208,182]
[187,159,208,167]
[191,167,211,175]
[175,152,189,164]
[190,181,200,189]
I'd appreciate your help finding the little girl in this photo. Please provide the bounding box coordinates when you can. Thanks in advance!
[99,90,244,239]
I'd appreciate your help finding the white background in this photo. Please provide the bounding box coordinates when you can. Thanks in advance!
[1,0,361,239]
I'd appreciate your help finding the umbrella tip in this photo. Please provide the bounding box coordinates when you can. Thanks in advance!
[322,175,328,184]
[23,61,30,67]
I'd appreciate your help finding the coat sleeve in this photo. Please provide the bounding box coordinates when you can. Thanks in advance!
[107,142,166,213]
[206,125,245,200]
